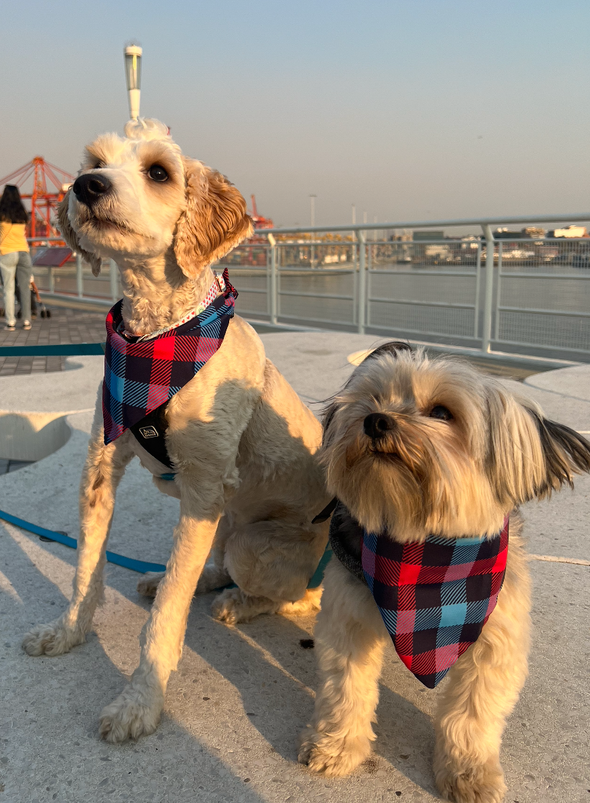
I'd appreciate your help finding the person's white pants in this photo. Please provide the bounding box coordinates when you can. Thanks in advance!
[0,250,32,326]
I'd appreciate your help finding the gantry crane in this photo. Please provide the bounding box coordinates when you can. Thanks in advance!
[0,157,75,238]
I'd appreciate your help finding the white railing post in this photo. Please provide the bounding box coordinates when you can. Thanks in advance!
[358,230,367,334]
[495,241,503,341]
[109,259,119,301]
[268,233,278,325]
[48,267,54,293]
[473,241,482,338]
[481,224,495,352]
[75,252,83,298]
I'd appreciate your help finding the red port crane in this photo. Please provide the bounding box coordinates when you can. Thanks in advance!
[0,157,75,238]
[250,194,273,230]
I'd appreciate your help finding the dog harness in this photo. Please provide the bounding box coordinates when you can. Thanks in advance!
[102,269,237,455]
[328,502,509,688]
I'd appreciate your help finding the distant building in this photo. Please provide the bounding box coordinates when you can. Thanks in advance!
[461,236,480,250]
[495,227,547,239]
[522,226,546,238]
[495,228,522,239]
[413,230,444,241]
[548,225,587,238]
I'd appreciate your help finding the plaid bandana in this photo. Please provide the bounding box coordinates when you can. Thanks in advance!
[362,520,509,688]
[102,268,237,444]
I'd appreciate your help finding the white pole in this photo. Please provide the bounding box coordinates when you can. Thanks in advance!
[268,233,277,324]
[358,230,367,334]
[76,252,83,297]
[310,195,316,268]
[110,259,119,301]
[124,44,142,121]
[481,225,495,353]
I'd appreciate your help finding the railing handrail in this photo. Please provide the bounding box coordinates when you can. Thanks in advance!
[28,214,590,244]
[259,213,590,236]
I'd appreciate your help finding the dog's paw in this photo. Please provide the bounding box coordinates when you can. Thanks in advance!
[298,729,371,777]
[211,587,279,625]
[99,691,161,744]
[211,588,242,625]
[22,620,84,657]
[136,571,165,598]
[435,752,506,803]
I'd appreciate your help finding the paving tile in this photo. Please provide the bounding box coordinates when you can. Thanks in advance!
[0,304,105,377]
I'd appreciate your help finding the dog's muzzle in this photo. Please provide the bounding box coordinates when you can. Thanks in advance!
[73,173,113,208]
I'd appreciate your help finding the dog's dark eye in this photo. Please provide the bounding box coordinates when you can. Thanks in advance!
[429,405,453,421]
[148,165,169,182]
[94,161,105,169]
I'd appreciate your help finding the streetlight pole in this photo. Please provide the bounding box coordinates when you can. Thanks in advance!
[309,194,317,268]
[351,204,357,269]
[124,44,142,120]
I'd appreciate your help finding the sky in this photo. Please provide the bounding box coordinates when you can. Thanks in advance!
[2,0,590,229]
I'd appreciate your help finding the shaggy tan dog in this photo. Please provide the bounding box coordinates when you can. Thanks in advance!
[299,342,590,803]
[22,118,329,743]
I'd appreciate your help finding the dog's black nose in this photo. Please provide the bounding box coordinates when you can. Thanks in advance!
[73,173,112,207]
[363,412,396,439]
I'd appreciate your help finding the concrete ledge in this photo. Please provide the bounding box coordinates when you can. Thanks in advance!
[0,411,71,461]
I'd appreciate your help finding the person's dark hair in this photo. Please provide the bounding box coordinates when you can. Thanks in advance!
[0,185,29,224]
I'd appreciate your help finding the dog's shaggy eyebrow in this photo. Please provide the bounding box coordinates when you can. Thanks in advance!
[84,143,110,164]
[137,142,182,175]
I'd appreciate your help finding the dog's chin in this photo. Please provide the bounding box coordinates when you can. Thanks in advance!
[325,434,505,541]
[75,217,163,260]
[328,441,431,538]
[370,448,405,466]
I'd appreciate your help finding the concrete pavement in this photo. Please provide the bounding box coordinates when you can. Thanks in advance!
[1,329,589,803]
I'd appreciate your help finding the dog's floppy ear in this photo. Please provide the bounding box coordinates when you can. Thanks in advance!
[485,387,549,507]
[528,410,590,493]
[57,189,102,277]
[174,157,253,279]
[321,400,340,447]
[363,341,413,363]
[485,385,590,506]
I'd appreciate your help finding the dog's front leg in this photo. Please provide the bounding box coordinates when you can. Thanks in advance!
[23,406,134,657]
[299,559,388,776]
[98,505,221,743]
[434,537,531,803]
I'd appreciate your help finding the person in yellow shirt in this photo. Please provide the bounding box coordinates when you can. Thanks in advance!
[0,185,33,331]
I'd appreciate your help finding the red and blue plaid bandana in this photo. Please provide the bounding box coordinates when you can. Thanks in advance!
[362,520,509,688]
[102,269,237,444]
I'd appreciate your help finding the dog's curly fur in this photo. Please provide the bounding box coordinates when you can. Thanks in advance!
[299,342,590,803]
[22,119,330,743]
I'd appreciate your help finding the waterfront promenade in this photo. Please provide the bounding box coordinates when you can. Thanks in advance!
[1,307,589,802]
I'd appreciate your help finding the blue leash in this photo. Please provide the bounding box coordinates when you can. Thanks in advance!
[0,341,334,585]
[0,509,166,574]
[0,508,332,586]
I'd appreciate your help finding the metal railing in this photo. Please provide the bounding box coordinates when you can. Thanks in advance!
[28,213,590,362]
[29,239,121,303]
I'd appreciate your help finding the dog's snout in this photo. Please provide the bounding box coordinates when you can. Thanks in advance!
[363,412,396,439]
[73,173,112,207]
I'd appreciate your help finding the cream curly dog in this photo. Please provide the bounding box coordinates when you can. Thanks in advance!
[23,119,329,743]
[299,342,590,803]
